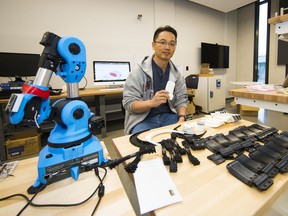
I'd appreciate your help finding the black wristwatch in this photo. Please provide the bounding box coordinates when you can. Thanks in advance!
[178,114,186,121]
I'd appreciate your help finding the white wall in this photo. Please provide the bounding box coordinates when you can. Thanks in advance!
[0,0,237,95]
[174,0,228,72]
[236,3,255,84]
[269,0,286,85]
[224,11,238,97]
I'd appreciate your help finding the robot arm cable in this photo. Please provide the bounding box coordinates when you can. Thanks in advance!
[34,110,40,129]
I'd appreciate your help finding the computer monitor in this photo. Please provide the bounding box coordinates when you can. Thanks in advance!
[0,52,40,82]
[283,75,288,88]
[93,61,130,88]
[201,42,229,69]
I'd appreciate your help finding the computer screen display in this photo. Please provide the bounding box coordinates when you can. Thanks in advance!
[0,52,40,79]
[93,61,130,87]
[277,40,288,65]
[201,42,229,69]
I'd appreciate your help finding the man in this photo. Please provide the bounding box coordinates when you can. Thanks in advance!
[122,25,187,134]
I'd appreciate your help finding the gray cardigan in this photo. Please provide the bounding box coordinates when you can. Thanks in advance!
[122,55,187,134]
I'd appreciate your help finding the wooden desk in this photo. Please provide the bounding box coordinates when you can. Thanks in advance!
[112,119,288,216]
[0,142,134,216]
[229,88,288,113]
[268,14,288,25]
[0,88,123,161]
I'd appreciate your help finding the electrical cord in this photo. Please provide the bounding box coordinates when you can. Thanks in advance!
[91,167,106,215]
[79,76,88,90]
[1,145,154,214]
[4,183,47,216]
[17,190,41,216]
[0,166,107,216]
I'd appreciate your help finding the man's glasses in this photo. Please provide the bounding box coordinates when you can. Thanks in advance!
[154,41,177,48]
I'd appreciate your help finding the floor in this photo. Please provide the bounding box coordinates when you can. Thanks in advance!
[97,102,288,216]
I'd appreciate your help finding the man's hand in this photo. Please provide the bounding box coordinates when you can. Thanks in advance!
[131,90,170,113]
[150,90,169,108]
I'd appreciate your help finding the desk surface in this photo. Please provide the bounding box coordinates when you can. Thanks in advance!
[229,88,288,103]
[51,88,123,100]
[0,143,134,216]
[0,88,123,103]
[112,119,288,216]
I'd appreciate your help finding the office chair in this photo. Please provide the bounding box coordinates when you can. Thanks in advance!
[186,74,199,89]
[185,74,201,116]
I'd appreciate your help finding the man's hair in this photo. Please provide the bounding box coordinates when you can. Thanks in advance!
[153,25,177,42]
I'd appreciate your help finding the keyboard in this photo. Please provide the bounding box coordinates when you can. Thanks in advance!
[0,90,21,99]
[99,88,123,92]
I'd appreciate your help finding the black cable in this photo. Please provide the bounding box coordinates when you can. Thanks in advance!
[0,183,47,216]
[79,76,88,90]
[0,193,30,202]
[91,167,107,216]
[91,187,103,216]
[28,167,107,207]
[0,166,107,215]
[17,189,41,216]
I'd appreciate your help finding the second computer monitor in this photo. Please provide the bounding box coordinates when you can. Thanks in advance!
[93,61,130,88]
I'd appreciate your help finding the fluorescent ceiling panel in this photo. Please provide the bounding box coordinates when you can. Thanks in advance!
[188,0,257,13]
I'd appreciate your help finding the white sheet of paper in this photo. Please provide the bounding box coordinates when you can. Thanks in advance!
[134,158,182,214]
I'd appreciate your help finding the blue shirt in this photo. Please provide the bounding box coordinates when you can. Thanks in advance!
[147,60,172,117]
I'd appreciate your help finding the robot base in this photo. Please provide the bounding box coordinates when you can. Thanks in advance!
[28,135,107,194]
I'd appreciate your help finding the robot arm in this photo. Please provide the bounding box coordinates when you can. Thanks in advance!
[5,32,86,126]
[3,31,154,195]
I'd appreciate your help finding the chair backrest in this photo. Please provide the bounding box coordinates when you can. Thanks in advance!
[185,74,199,89]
